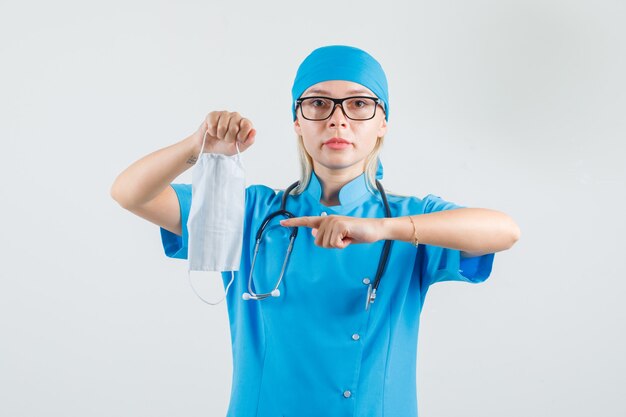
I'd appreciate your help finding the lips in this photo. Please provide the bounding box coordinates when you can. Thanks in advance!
[323,137,353,151]
[324,137,352,145]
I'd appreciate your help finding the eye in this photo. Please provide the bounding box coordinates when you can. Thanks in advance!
[346,98,374,109]
[301,98,330,108]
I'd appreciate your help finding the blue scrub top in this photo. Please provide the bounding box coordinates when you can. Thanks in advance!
[160,172,495,417]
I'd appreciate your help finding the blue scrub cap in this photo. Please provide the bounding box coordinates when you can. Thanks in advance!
[291,45,389,122]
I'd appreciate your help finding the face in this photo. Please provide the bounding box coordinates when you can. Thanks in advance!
[294,80,387,177]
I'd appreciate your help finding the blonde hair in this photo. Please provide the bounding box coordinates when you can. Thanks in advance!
[292,135,385,195]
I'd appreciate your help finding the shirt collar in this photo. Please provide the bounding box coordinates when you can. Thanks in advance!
[305,171,372,207]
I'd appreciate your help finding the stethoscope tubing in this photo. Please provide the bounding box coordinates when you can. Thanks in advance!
[244,180,393,308]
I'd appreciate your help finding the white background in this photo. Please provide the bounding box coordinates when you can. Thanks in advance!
[1,0,625,416]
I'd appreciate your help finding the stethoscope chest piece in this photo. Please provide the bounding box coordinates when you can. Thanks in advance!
[365,283,377,311]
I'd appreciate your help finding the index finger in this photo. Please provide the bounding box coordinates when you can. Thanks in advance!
[280,216,323,228]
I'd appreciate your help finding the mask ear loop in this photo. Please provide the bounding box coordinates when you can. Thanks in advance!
[197,129,209,160]
[187,270,235,306]
[186,132,243,306]
[234,140,242,161]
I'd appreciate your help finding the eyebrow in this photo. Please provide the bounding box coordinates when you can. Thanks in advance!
[304,88,374,96]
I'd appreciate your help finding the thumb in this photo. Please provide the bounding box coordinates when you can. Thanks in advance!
[336,237,352,249]
[238,129,256,151]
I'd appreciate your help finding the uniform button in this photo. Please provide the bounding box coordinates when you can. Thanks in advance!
[362,278,371,285]
[343,390,352,398]
[352,333,360,341]
[321,211,328,216]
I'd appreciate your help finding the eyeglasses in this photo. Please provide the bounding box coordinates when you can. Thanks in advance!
[295,96,385,121]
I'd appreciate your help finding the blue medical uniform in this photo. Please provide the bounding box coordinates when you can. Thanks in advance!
[160,172,495,417]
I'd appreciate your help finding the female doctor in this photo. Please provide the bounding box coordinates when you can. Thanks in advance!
[111,45,520,417]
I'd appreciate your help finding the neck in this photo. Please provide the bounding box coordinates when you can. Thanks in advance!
[313,163,364,206]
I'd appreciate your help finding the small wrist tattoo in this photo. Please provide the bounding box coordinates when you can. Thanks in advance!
[186,155,198,165]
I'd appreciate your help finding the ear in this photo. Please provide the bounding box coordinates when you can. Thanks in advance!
[377,116,388,138]
[294,118,302,136]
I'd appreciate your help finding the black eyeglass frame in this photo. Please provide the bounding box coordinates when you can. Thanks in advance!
[294,96,386,121]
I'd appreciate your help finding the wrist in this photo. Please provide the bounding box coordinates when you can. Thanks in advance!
[378,217,399,241]
[182,134,202,165]
[379,216,419,245]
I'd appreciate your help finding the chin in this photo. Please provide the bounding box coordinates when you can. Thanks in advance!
[318,160,364,172]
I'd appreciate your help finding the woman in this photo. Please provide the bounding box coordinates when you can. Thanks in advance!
[111,45,520,417]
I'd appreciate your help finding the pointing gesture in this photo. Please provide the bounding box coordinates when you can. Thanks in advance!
[280,215,383,249]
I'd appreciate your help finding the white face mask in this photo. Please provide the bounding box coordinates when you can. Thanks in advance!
[186,135,245,305]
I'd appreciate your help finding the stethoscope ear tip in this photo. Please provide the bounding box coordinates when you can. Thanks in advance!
[242,293,252,300]
[271,289,281,297]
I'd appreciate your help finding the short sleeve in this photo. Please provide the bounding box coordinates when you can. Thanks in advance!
[420,193,495,288]
[160,183,191,259]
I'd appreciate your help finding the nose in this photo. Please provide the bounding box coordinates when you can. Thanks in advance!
[327,103,348,128]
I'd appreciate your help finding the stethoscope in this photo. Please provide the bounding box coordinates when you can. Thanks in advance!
[242,179,393,310]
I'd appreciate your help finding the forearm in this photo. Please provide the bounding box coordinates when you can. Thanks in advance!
[381,208,521,255]
[110,135,199,209]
